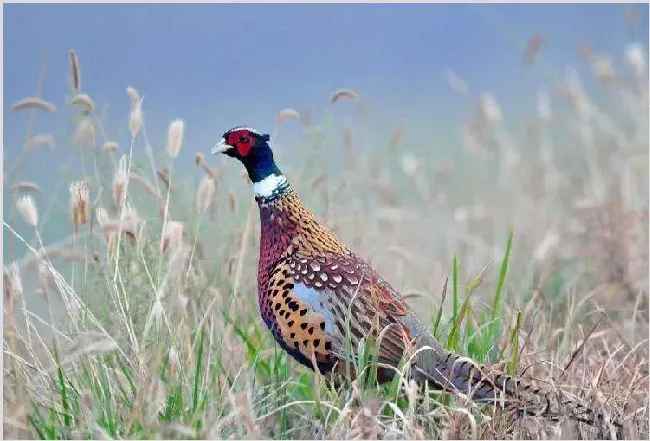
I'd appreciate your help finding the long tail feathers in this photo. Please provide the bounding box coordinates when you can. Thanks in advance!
[412,349,623,438]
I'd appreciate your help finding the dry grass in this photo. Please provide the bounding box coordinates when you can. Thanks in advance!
[3,37,649,441]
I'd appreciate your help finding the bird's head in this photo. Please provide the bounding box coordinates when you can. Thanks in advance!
[211,126,281,184]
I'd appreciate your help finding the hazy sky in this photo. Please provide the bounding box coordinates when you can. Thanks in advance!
[3,3,647,224]
[5,3,646,145]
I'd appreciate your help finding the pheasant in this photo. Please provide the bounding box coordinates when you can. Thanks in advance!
[212,126,622,436]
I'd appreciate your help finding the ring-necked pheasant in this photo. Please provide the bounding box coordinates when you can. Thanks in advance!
[212,126,622,436]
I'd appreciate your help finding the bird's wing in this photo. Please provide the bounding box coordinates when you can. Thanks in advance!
[268,251,418,371]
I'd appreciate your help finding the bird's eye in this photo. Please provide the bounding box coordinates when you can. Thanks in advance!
[238,135,248,143]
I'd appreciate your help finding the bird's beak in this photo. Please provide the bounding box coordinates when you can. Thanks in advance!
[211,138,234,155]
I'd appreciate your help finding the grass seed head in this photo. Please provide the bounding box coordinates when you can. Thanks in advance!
[523,33,545,64]
[11,181,41,193]
[113,155,128,207]
[399,153,420,178]
[195,151,205,166]
[11,97,56,113]
[69,180,90,233]
[276,108,300,125]
[591,54,616,84]
[71,93,94,112]
[167,119,185,159]
[25,134,55,151]
[69,50,81,92]
[129,100,143,137]
[330,88,360,104]
[126,85,141,105]
[16,195,39,227]
[161,220,184,254]
[625,43,646,77]
[103,141,118,152]
[479,93,503,125]
[197,176,216,215]
[4,263,23,320]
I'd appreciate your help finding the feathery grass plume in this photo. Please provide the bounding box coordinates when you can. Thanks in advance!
[330,88,360,104]
[69,180,90,234]
[95,207,109,228]
[523,33,545,65]
[126,85,141,106]
[445,69,468,95]
[479,93,502,125]
[197,176,216,214]
[625,43,646,77]
[4,263,23,299]
[167,119,185,159]
[388,120,405,152]
[11,181,41,193]
[113,155,128,207]
[95,207,116,248]
[16,195,39,227]
[25,134,54,151]
[160,220,183,253]
[561,67,591,116]
[69,50,81,92]
[4,263,23,319]
[590,54,616,84]
[11,97,56,113]
[72,117,96,148]
[130,99,143,137]
[103,141,118,152]
[71,93,94,112]
[195,152,219,180]
[276,108,300,125]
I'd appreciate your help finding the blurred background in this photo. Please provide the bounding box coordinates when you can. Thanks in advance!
[3,2,649,329]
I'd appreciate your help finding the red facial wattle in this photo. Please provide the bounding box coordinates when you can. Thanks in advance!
[227,131,254,157]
